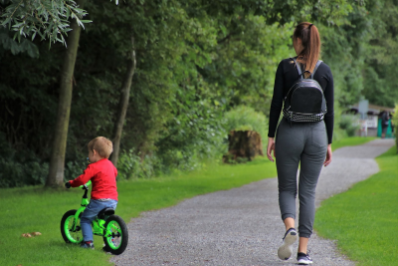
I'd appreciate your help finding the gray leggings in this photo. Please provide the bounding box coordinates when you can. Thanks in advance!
[275,119,327,238]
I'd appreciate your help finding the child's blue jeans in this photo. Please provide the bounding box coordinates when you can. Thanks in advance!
[81,199,118,242]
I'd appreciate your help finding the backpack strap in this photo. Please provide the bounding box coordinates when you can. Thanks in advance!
[292,58,303,80]
[292,58,323,79]
[310,60,323,79]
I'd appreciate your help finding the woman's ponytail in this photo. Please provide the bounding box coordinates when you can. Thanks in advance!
[293,22,321,77]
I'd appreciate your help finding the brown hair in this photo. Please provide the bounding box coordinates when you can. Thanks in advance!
[87,136,113,159]
[293,22,321,78]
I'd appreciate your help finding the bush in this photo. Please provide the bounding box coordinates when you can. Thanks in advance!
[0,132,51,188]
[117,149,164,180]
[332,103,346,141]
[339,114,360,137]
[64,159,89,181]
[0,158,49,188]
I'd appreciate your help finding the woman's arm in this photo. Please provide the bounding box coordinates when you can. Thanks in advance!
[323,65,334,144]
[268,61,285,139]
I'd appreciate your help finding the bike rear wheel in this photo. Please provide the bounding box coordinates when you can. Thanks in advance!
[61,210,83,244]
[103,215,128,255]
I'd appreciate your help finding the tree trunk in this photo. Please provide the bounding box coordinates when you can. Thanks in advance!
[45,5,84,188]
[110,36,136,167]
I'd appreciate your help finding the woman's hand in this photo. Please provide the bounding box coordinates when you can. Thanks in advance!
[324,144,332,167]
[267,137,276,162]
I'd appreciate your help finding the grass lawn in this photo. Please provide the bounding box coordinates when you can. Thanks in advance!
[0,136,378,266]
[315,146,398,266]
[331,136,376,151]
[0,157,276,266]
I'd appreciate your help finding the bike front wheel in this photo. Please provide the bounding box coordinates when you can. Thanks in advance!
[103,215,128,255]
[60,209,83,244]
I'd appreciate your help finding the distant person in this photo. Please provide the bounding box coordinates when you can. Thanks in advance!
[65,136,118,249]
[380,110,389,138]
[267,22,334,265]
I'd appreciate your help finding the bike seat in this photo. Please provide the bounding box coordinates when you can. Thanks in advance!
[98,208,115,219]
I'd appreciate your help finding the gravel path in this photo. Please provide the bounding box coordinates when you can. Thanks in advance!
[110,139,394,266]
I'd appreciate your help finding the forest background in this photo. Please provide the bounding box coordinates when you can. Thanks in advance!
[1,0,397,188]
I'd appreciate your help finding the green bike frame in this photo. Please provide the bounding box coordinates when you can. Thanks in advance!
[62,180,128,254]
[65,181,116,240]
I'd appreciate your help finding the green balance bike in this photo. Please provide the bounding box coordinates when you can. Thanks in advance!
[60,181,128,255]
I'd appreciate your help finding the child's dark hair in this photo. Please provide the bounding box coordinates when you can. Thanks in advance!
[87,136,113,158]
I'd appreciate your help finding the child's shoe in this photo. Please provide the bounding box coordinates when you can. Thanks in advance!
[297,252,313,265]
[80,241,94,249]
[277,228,297,260]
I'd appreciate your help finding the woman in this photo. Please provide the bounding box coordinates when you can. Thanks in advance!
[267,22,334,265]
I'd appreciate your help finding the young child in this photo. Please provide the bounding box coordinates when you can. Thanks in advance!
[65,136,118,249]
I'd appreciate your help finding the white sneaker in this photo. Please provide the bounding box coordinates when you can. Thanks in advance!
[277,228,297,260]
[297,252,313,264]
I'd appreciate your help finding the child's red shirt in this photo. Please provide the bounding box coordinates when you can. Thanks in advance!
[69,158,118,201]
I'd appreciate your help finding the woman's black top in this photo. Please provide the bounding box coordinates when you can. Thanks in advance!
[268,58,334,144]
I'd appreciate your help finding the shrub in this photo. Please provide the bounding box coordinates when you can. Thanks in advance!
[332,103,346,141]
[64,159,89,181]
[117,149,164,180]
[339,114,360,137]
[0,132,51,188]
[0,158,49,188]
[223,105,268,151]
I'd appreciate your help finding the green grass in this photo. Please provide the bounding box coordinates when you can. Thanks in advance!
[0,157,276,266]
[315,146,398,266]
[0,136,380,266]
[332,136,376,151]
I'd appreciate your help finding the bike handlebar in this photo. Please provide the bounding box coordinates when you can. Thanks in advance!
[65,180,92,190]
[80,180,92,190]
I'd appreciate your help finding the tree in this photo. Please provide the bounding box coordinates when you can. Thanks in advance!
[2,0,387,188]
[361,0,398,107]
[111,36,136,167]
[319,0,398,108]
[0,0,91,46]
[45,0,85,187]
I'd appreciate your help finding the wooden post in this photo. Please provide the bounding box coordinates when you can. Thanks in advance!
[223,130,263,163]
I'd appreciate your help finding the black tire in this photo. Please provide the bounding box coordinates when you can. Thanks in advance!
[60,209,83,244]
[103,215,128,255]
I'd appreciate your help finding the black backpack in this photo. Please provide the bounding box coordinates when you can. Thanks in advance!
[283,58,327,123]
